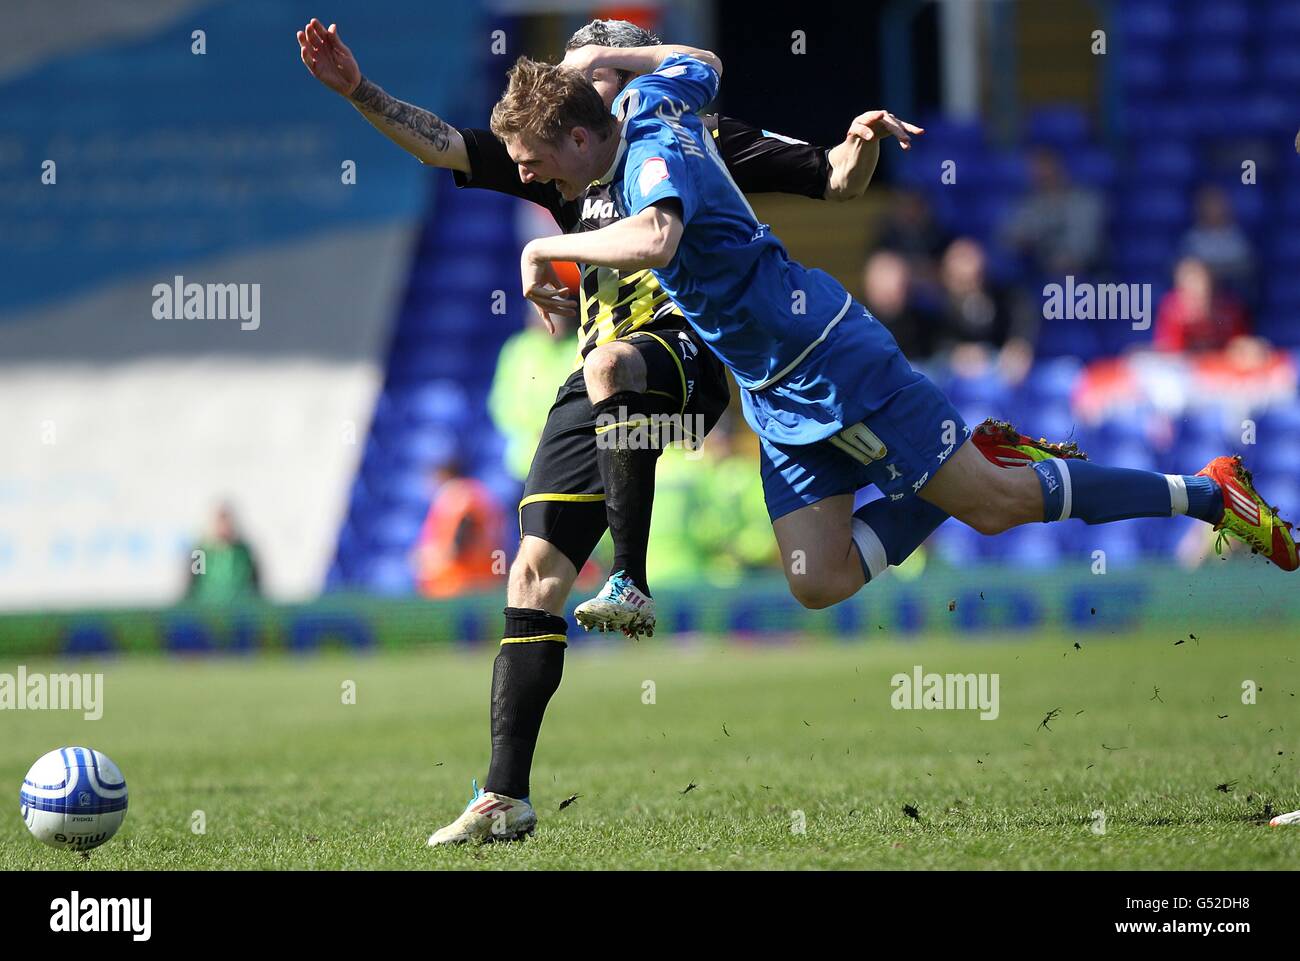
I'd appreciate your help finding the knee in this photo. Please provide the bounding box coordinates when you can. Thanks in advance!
[962,474,1033,535]
[582,343,638,397]
[787,576,853,611]
[965,508,1014,536]
[507,544,569,611]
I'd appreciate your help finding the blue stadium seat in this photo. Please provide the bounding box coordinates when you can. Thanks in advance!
[1256,405,1300,438]
[362,554,416,597]
[1090,524,1142,568]
[1253,475,1300,519]
[1120,0,1177,40]
[1104,440,1158,472]
[1221,183,1268,231]
[1035,318,1101,359]
[1262,46,1300,87]
[1065,149,1118,189]
[1259,280,1300,344]
[366,508,425,551]
[946,371,1011,411]
[1029,407,1083,452]
[1265,232,1300,270]
[1254,437,1300,476]
[1118,49,1171,94]
[1130,516,1180,556]
[382,424,457,469]
[1264,2,1300,35]
[1178,408,1233,447]
[1180,44,1249,90]
[1118,186,1187,229]
[1233,94,1291,136]
[957,154,1027,191]
[1020,357,1083,405]
[382,468,434,512]
[1255,310,1300,348]
[996,523,1061,567]
[932,521,991,566]
[1130,104,1197,138]
[1088,413,1149,447]
[1178,440,1226,476]
[396,379,471,427]
[1026,106,1090,148]
[1187,1,1251,38]
[916,115,986,151]
[1131,142,1197,183]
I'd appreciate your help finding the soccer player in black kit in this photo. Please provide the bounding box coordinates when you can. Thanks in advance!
[300,16,956,843]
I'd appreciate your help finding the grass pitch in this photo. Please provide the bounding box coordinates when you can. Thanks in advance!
[3,627,1298,870]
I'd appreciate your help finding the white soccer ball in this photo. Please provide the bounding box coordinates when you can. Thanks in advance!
[19,747,128,851]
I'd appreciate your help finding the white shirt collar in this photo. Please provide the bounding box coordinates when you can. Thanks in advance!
[595,123,628,186]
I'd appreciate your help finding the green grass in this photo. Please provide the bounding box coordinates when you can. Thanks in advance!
[3,628,1298,870]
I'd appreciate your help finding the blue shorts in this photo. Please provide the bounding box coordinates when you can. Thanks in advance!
[758,372,969,521]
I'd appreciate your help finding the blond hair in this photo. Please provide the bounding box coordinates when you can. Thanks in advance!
[489,57,614,145]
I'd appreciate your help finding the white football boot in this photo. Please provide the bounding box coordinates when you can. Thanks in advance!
[427,780,536,846]
[1269,809,1300,826]
[574,570,656,638]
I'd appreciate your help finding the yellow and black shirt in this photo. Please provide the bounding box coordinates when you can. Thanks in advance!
[453,115,830,364]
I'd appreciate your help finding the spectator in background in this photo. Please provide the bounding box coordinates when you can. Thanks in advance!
[875,190,951,290]
[862,250,935,361]
[933,237,1036,384]
[488,306,578,483]
[1154,256,1251,353]
[685,416,777,580]
[645,413,776,587]
[412,459,504,598]
[1001,146,1104,278]
[1180,185,1254,301]
[185,503,261,603]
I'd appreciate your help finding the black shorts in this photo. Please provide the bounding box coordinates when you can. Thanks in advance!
[519,325,730,570]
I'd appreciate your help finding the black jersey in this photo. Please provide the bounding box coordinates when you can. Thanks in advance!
[453,115,830,362]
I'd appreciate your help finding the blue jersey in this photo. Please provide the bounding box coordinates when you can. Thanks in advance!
[609,55,913,446]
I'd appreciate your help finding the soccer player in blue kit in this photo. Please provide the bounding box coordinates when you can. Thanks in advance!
[494,52,1294,620]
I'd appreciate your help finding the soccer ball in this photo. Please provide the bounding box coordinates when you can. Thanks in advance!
[20,747,128,851]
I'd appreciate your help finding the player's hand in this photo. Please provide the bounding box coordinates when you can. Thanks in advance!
[297,18,361,97]
[845,110,925,151]
[521,244,577,334]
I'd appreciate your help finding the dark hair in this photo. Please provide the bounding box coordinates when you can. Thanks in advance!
[565,18,661,87]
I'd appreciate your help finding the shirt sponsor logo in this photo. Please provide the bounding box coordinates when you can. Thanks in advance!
[581,197,617,220]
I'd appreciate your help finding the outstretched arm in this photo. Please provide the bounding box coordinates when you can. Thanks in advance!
[297,18,470,171]
[824,110,924,201]
[562,44,722,81]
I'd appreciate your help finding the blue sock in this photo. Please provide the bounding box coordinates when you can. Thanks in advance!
[850,496,950,581]
[1032,459,1223,525]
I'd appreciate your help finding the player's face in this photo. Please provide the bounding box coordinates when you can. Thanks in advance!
[589,67,622,108]
[506,131,594,201]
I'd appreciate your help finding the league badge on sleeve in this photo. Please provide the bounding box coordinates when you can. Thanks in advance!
[638,157,670,195]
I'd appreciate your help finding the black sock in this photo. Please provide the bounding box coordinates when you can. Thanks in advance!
[592,390,663,595]
[483,607,567,800]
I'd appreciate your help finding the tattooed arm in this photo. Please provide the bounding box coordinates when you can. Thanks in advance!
[347,77,469,171]
[297,18,470,171]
